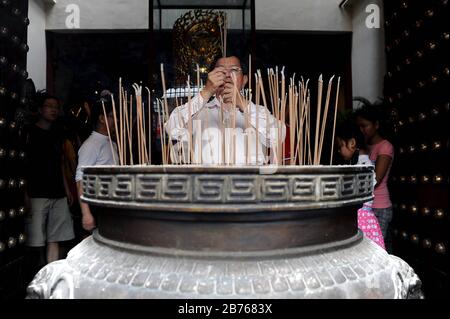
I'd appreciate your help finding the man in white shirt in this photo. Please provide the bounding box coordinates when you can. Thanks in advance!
[165,56,286,165]
[75,96,118,231]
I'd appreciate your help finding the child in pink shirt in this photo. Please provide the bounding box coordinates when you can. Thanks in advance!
[336,122,385,249]
[354,103,394,252]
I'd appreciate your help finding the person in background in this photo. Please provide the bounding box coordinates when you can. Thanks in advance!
[24,91,75,265]
[335,120,385,249]
[354,101,394,252]
[75,95,118,232]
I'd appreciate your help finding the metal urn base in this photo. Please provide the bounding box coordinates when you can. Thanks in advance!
[26,165,423,299]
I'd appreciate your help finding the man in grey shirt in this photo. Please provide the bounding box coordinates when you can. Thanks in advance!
[75,96,118,231]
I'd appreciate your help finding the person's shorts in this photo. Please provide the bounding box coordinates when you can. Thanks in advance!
[25,198,75,247]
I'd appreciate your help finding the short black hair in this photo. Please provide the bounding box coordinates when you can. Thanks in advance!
[35,90,59,110]
[91,95,114,129]
[353,97,391,139]
[209,54,249,74]
[335,120,366,150]
[353,106,381,125]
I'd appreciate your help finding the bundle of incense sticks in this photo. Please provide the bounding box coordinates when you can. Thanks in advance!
[102,78,153,166]
[105,68,340,167]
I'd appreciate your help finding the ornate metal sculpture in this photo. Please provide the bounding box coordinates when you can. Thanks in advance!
[172,10,224,85]
[27,166,423,299]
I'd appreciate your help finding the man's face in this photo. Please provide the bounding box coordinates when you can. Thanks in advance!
[39,98,59,122]
[214,56,246,97]
[105,112,116,133]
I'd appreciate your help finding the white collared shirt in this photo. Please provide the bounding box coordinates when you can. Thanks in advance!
[165,93,286,165]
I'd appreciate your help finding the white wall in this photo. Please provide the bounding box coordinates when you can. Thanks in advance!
[350,0,386,102]
[43,0,350,31]
[45,0,148,30]
[27,0,386,101]
[256,0,352,31]
[45,0,249,30]
[27,0,47,91]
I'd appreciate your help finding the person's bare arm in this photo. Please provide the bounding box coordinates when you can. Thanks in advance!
[77,180,95,231]
[374,155,392,188]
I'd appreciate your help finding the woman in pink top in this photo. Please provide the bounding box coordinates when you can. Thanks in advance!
[354,102,394,252]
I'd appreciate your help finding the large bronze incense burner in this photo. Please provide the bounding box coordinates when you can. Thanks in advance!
[27,165,422,298]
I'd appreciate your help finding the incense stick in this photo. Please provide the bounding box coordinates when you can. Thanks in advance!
[218,13,224,57]
[318,75,335,163]
[307,91,312,165]
[157,99,167,164]
[110,94,123,165]
[187,76,194,164]
[102,101,117,165]
[145,87,152,164]
[330,77,341,165]
[291,81,297,164]
[255,74,260,165]
[220,96,225,165]
[132,84,142,164]
[196,65,202,164]
[123,90,133,165]
[160,64,176,165]
[224,14,227,57]
[231,73,238,165]
[119,78,124,165]
[314,75,323,165]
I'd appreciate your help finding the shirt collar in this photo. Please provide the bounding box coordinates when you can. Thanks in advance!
[92,130,110,139]
[205,96,221,109]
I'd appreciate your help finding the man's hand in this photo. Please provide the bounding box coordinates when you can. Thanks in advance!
[82,211,96,232]
[200,67,226,101]
[66,191,74,207]
[222,80,248,112]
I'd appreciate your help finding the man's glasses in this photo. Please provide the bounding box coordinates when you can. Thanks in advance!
[217,66,242,75]
[43,104,60,110]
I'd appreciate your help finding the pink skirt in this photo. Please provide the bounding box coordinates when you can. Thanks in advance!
[358,205,385,249]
